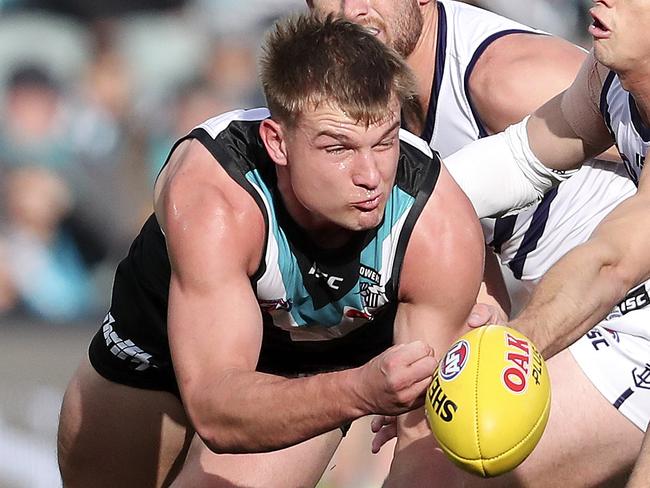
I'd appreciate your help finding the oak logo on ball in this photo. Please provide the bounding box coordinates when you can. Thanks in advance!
[502,333,532,394]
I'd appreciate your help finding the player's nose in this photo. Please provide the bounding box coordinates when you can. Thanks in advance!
[352,151,381,189]
[342,0,371,19]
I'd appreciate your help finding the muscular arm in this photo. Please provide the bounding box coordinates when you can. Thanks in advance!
[385,166,485,485]
[470,33,586,134]
[511,167,650,359]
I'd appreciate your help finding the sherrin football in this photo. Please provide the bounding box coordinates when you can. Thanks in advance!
[425,324,551,477]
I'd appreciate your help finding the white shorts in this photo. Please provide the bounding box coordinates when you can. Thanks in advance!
[570,317,650,432]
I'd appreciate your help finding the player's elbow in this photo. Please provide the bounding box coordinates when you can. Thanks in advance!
[191,409,258,455]
[591,240,642,302]
[610,258,646,299]
[182,387,252,454]
[196,428,250,455]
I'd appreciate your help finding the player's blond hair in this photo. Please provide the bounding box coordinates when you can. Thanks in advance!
[260,13,418,127]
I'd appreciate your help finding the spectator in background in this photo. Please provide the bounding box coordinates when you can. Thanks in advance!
[1,166,99,322]
[0,64,73,173]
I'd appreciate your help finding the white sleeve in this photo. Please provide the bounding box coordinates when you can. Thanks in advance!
[444,116,578,219]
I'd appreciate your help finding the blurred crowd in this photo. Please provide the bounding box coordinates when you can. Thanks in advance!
[0,0,591,322]
[0,0,302,323]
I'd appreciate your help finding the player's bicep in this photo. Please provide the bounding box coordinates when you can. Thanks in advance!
[168,264,263,399]
[394,167,484,352]
[166,209,260,377]
[158,144,264,403]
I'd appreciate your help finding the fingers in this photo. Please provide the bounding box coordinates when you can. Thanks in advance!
[387,340,434,366]
[371,415,394,433]
[382,341,436,391]
[467,302,505,328]
[405,354,437,384]
[402,376,434,406]
[372,422,398,454]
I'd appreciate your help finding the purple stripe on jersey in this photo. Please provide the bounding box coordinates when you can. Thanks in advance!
[420,1,447,142]
[463,29,546,139]
[508,186,559,280]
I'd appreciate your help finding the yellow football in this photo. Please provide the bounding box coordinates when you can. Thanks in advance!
[425,324,551,477]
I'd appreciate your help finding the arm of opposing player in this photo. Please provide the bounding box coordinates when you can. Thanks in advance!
[384,167,485,485]
[468,32,586,135]
[445,52,615,219]
[512,167,650,359]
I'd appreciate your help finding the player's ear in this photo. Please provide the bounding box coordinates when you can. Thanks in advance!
[260,118,289,167]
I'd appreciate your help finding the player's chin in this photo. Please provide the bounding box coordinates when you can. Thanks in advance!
[592,43,618,69]
[353,209,384,230]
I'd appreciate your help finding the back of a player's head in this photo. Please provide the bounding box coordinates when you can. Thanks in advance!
[259,13,416,127]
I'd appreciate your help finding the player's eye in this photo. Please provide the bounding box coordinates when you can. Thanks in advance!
[324,145,347,155]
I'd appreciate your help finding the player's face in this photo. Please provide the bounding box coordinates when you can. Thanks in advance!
[281,101,401,233]
[309,0,424,57]
[589,0,650,72]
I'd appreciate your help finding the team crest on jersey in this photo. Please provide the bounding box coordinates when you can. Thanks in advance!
[358,265,387,313]
[440,340,470,381]
[633,363,650,390]
[359,281,387,309]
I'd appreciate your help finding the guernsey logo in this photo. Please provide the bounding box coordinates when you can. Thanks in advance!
[440,340,470,381]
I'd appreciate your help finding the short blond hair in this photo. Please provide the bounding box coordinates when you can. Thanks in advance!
[260,14,418,127]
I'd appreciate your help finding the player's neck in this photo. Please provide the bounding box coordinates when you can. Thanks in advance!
[406,3,439,122]
[276,178,356,249]
[620,69,650,127]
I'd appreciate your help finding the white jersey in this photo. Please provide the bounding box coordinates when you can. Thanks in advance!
[431,0,636,286]
[601,73,650,186]
[431,0,543,156]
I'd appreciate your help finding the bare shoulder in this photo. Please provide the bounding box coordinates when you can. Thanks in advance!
[155,138,265,276]
[398,164,484,303]
[469,33,587,133]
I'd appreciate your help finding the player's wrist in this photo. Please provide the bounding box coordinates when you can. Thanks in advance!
[340,365,376,417]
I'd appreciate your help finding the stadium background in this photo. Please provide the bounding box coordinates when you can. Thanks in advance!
[0,1,592,486]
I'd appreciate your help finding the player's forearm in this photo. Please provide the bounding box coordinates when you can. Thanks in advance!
[189,367,367,454]
[509,240,632,359]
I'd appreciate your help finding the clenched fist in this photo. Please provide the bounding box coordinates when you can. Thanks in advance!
[354,340,436,416]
